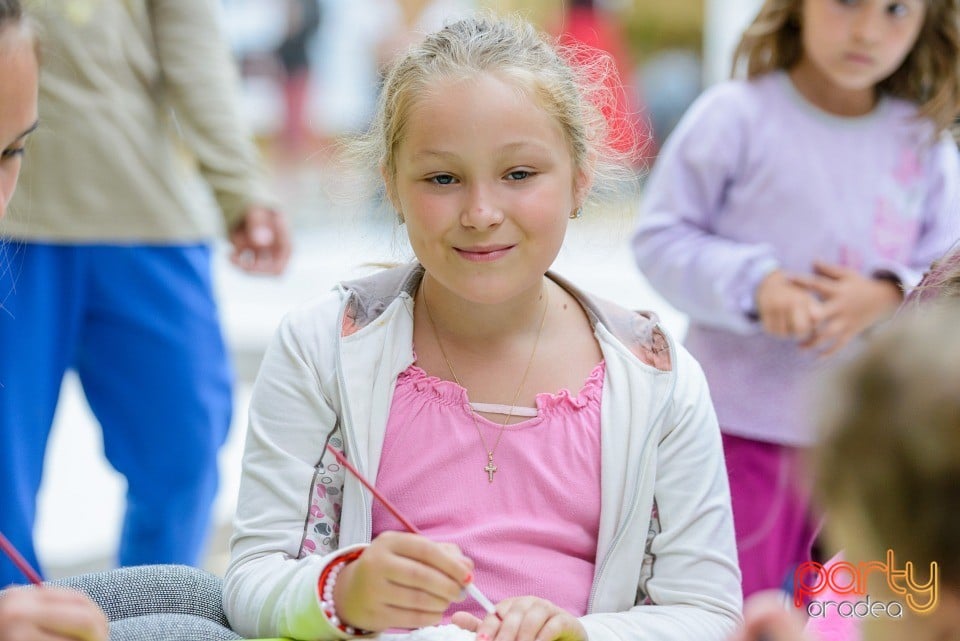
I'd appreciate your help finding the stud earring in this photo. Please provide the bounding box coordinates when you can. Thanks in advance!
[570,207,583,220]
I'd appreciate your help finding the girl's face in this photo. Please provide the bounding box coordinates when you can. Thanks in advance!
[0,25,39,220]
[793,0,925,113]
[387,72,590,305]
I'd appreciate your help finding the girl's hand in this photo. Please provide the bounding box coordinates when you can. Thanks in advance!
[452,596,587,641]
[333,531,473,632]
[792,261,902,356]
[755,270,823,340]
[0,586,109,641]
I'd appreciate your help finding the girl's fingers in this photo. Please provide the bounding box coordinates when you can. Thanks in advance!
[451,611,482,632]
[812,261,848,279]
[764,308,789,337]
[798,331,822,350]
[381,576,459,614]
[496,600,580,641]
[491,598,544,641]
[475,607,506,641]
[790,305,812,339]
[437,542,468,562]
[337,534,473,631]
[516,607,553,641]
[382,533,473,587]
[788,274,829,296]
[381,555,464,603]
[800,318,842,352]
[534,613,579,641]
[3,587,108,641]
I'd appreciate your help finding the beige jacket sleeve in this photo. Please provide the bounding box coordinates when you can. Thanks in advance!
[149,0,277,230]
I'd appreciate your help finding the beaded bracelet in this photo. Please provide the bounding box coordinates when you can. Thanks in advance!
[318,549,373,637]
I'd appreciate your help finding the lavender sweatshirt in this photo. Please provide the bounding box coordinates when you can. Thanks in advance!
[633,71,960,446]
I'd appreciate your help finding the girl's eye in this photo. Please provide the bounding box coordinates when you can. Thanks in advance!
[887,2,909,17]
[429,174,456,185]
[505,170,533,181]
[1,147,25,161]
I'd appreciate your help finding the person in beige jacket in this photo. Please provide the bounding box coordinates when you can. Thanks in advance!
[0,0,291,587]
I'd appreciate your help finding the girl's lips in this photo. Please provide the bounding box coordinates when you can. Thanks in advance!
[455,245,515,262]
[844,52,873,65]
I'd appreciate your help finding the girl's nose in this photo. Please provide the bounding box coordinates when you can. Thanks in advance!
[851,6,884,43]
[461,184,503,229]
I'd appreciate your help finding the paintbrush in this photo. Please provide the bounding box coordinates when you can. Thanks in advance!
[325,443,501,620]
[0,530,43,585]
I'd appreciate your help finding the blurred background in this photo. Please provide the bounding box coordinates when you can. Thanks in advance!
[37,0,762,578]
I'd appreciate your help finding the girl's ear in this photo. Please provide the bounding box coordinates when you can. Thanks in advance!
[381,163,400,212]
[573,156,595,209]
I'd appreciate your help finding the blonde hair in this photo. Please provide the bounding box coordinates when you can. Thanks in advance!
[732,0,960,134]
[347,12,639,214]
[814,305,960,585]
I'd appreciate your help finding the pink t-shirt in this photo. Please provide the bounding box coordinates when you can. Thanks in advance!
[372,361,605,619]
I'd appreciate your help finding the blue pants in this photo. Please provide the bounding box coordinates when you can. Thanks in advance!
[0,244,233,586]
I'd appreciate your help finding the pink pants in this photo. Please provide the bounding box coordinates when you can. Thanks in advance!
[722,432,820,598]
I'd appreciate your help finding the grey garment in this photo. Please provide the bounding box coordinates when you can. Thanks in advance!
[50,564,242,641]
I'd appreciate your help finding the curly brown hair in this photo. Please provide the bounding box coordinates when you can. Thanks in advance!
[732,0,960,134]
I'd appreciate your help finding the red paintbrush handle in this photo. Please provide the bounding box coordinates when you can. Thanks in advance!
[325,444,422,535]
[0,530,43,585]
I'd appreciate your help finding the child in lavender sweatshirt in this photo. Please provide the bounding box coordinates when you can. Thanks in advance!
[632,0,960,598]
[732,306,960,641]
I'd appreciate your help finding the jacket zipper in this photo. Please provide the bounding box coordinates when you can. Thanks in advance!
[586,376,672,614]
[333,291,372,541]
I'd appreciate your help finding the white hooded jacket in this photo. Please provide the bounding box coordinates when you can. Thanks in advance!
[223,264,742,641]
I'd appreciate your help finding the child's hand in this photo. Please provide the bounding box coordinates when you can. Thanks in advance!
[0,585,109,641]
[452,596,587,641]
[755,270,823,340]
[792,261,902,356]
[332,531,473,632]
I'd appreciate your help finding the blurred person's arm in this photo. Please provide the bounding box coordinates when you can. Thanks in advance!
[0,586,108,641]
[150,0,291,273]
[632,82,780,335]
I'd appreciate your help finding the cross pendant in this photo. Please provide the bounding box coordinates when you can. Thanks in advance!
[483,455,498,483]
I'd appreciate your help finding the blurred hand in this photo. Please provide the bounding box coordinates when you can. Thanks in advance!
[727,590,808,641]
[333,532,473,632]
[453,596,587,641]
[755,270,823,340]
[792,261,902,356]
[0,586,109,641]
[229,205,292,275]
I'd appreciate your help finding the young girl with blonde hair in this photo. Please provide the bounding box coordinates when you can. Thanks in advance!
[224,13,742,641]
[633,0,960,597]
